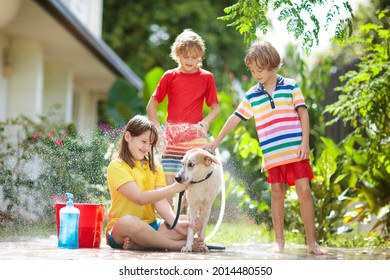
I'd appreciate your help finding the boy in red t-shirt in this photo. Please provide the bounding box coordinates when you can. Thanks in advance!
[147,29,220,190]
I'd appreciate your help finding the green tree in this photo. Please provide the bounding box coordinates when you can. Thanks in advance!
[324,10,390,233]
[102,0,248,84]
[104,78,144,127]
[211,0,390,244]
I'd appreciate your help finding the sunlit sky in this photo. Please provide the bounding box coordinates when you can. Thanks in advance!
[259,0,368,61]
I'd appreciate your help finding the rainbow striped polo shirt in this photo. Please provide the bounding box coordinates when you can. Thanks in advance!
[234,75,307,171]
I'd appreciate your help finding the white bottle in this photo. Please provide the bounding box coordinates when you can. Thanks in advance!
[58,193,80,249]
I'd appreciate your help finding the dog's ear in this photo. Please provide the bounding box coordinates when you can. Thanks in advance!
[204,155,220,165]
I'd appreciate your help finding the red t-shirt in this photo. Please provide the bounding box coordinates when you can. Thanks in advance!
[152,68,218,123]
[152,68,219,144]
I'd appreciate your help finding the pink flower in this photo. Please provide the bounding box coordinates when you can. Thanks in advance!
[61,131,68,137]
[32,131,41,140]
[47,132,53,138]
[99,123,112,132]
[56,138,63,147]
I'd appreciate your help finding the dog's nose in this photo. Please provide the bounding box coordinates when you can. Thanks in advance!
[175,176,182,183]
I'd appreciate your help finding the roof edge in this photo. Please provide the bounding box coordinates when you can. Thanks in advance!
[34,0,143,90]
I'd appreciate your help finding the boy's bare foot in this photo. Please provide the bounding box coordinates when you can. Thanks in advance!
[269,242,284,253]
[307,242,328,255]
[123,237,143,250]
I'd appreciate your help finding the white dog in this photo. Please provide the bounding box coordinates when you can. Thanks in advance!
[175,148,222,252]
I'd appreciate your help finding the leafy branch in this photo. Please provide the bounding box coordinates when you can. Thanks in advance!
[218,0,354,53]
[218,0,269,44]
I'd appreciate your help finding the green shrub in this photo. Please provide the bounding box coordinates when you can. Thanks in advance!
[0,114,116,228]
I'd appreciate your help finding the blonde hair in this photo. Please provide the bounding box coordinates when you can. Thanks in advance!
[244,41,281,71]
[170,29,205,68]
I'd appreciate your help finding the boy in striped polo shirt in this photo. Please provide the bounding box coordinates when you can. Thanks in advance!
[205,41,327,255]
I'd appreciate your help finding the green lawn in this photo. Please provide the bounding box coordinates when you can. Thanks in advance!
[205,222,307,245]
[206,222,273,244]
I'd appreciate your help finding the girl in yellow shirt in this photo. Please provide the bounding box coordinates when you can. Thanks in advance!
[106,115,202,251]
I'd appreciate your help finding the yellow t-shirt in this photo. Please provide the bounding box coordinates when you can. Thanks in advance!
[105,158,166,237]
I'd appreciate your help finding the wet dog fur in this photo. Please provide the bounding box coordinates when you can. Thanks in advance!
[175,148,221,252]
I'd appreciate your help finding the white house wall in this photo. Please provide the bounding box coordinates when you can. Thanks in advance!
[0,34,8,121]
[73,85,97,137]
[43,61,73,123]
[0,32,100,137]
[8,37,44,122]
[0,0,142,137]
[0,0,108,135]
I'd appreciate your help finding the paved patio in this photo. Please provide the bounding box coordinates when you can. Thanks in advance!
[0,235,388,280]
[0,235,388,260]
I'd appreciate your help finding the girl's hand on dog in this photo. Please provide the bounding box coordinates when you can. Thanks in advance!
[175,217,202,237]
[174,220,191,236]
[171,182,188,193]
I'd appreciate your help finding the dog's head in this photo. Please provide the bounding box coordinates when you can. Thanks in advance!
[175,148,220,184]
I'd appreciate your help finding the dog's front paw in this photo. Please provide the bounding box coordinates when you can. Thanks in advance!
[181,246,192,252]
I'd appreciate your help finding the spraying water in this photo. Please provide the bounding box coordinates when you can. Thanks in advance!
[157,124,226,242]
[205,145,225,242]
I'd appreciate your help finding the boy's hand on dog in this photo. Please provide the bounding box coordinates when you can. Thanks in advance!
[203,141,218,153]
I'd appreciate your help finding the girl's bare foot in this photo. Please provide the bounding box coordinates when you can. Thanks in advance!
[192,237,208,252]
[123,237,143,250]
[307,242,328,255]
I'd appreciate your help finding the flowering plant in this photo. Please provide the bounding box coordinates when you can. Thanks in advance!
[0,114,118,226]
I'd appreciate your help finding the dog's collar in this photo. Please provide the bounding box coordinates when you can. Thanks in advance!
[190,171,213,184]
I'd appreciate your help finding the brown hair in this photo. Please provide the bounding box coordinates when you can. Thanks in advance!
[244,41,281,71]
[170,29,205,68]
[115,115,158,172]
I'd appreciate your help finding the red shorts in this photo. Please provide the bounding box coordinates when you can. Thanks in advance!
[267,160,313,186]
